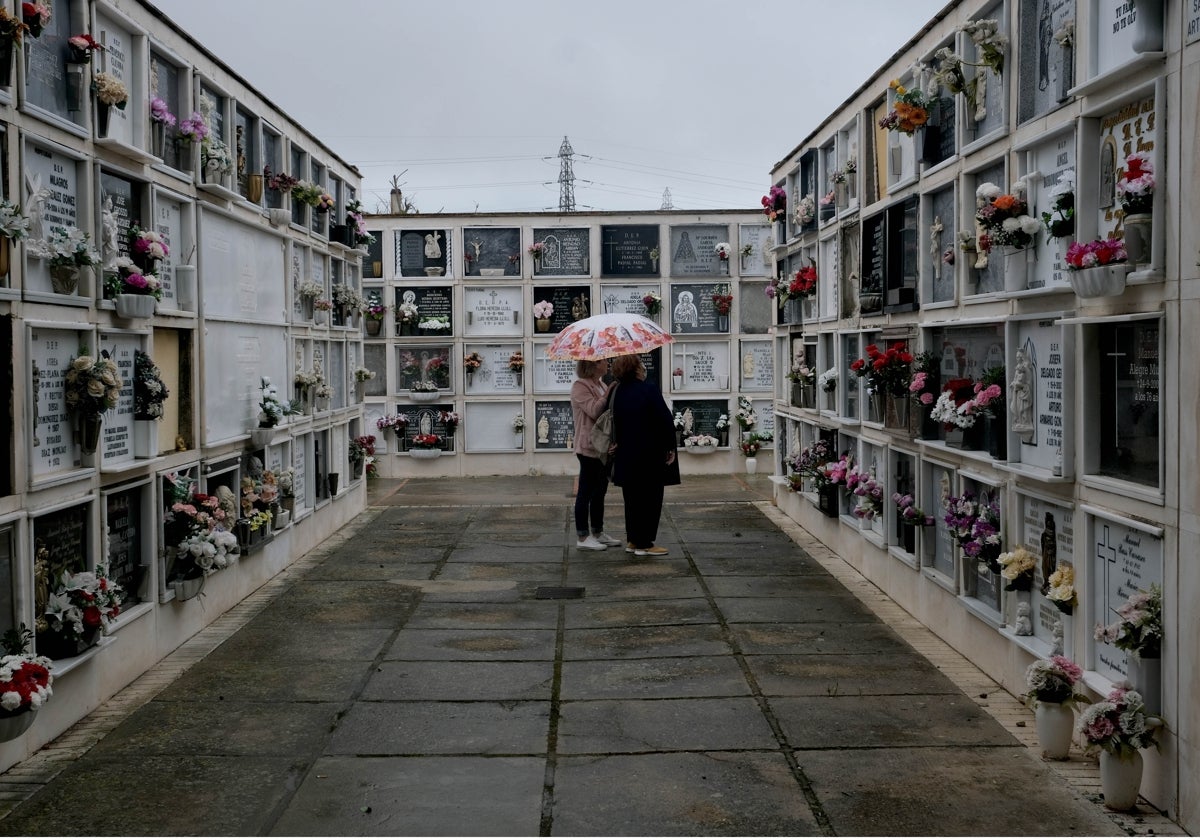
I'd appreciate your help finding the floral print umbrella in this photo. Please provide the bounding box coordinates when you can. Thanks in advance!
[545,313,674,361]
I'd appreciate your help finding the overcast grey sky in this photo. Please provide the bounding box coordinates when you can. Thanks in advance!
[151,0,948,214]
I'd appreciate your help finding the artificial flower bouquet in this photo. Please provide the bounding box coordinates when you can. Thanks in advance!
[761,185,787,222]
[790,263,818,299]
[878,79,931,134]
[257,376,296,427]
[376,413,409,433]
[363,302,389,321]
[852,341,914,397]
[787,438,835,490]
[297,280,323,300]
[313,298,334,312]
[64,350,122,419]
[711,288,733,316]
[133,349,168,421]
[396,301,418,324]
[1046,565,1076,614]
[0,7,30,44]
[411,433,442,449]
[642,291,662,315]
[67,33,102,63]
[930,378,979,429]
[463,352,483,372]
[892,493,934,526]
[349,434,376,463]
[0,626,52,715]
[1116,152,1154,215]
[533,301,554,320]
[20,1,50,38]
[943,491,1002,571]
[149,97,176,127]
[29,225,100,272]
[847,466,884,520]
[1079,685,1158,759]
[818,367,838,393]
[264,165,298,194]
[1065,239,1127,270]
[508,351,525,372]
[1094,583,1162,659]
[975,180,1041,252]
[740,434,762,457]
[793,194,816,227]
[787,364,816,385]
[734,395,757,429]
[714,242,732,261]
[418,315,450,331]
[528,242,545,258]
[411,380,440,393]
[1024,655,1086,706]
[103,262,162,301]
[41,564,124,646]
[684,434,719,448]
[997,546,1037,591]
[1041,171,1075,240]
[92,71,128,108]
[513,415,525,432]
[0,199,31,241]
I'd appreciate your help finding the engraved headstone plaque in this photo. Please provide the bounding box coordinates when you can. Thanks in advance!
[600,225,659,276]
[532,227,590,276]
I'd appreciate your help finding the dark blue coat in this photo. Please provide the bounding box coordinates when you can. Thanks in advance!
[611,378,680,488]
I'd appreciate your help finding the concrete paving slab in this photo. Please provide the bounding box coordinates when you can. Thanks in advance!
[303,560,441,581]
[400,601,562,630]
[715,593,881,624]
[562,597,718,630]
[557,697,778,754]
[559,655,751,700]
[269,755,545,837]
[385,628,558,661]
[156,656,369,703]
[551,751,820,836]
[771,694,1017,749]
[797,746,1121,836]
[566,555,695,579]
[444,543,565,563]
[690,552,824,576]
[704,573,857,598]
[254,580,421,628]
[88,700,342,757]
[561,576,707,601]
[361,660,554,701]
[745,652,963,697]
[328,701,550,755]
[562,623,733,660]
[434,561,564,582]
[213,625,395,662]
[727,620,910,655]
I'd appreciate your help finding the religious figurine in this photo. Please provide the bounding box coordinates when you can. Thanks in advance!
[673,291,698,328]
[537,414,550,444]
[247,455,264,480]
[682,408,694,435]
[1010,348,1035,441]
[1015,600,1033,636]
[175,435,188,452]
[742,353,755,379]
[34,541,50,633]
[101,196,120,268]
[216,485,238,524]
[424,232,442,259]
[1051,616,1064,656]
[1039,513,1057,594]
[570,293,589,322]
[972,215,989,269]
[929,215,944,281]
[419,411,434,436]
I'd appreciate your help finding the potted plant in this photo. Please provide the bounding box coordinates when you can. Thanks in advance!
[1065,238,1129,298]
[133,349,168,423]
[1024,655,1087,760]
[363,301,388,336]
[1079,686,1163,811]
[533,300,554,332]
[0,625,53,742]
[35,563,124,660]
[28,225,100,295]
[104,259,163,319]
[1094,583,1163,712]
[0,198,31,278]
[410,432,443,459]
[63,349,122,455]
[1117,151,1154,266]
[642,290,662,316]
[313,298,334,325]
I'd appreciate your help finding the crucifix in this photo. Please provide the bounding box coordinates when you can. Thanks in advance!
[31,361,41,447]
[672,343,701,383]
[1106,345,1126,454]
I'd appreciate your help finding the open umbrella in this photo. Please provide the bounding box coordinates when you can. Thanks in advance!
[545,313,674,361]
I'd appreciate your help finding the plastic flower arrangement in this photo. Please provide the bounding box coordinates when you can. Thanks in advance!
[997,546,1037,591]
[970,367,1004,417]
[130,225,169,264]
[363,301,388,321]
[508,351,525,372]
[290,181,323,208]
[149,96,176,127]
[92,71,128,107]
[21,2,51,38]
[848,467,884,520]
[852,341,914,397]
[930,378,979,429]
[943,491,1002,571]
[714,242,732,261]
[822,452,852,487]
[1024,656,1086,706]
[0,626,52,714]
[761,185,787,222]
[257,376,295,428]
[412,433,442,449]
[349,434,376,463]
[715,414,729,431]
[297,280,322,300]
[345,200,374,247]
[787,364,816,385]
[331,284,365,311]
[1116,152,1154,215]
[878,79,931,134]
[177,111,209,143]
[790,262,818,299]
[1079,686,1159,758]
[819,190,836,208]
[974,180,1040,252]
[528,242,545,258]
[1046,565,1076,614]
[0,8,31,44]
[463,352,483,372]
[174,527,239,577]
[396,301,418,323]
[201,138,233,175]
[42,565,124,644]
[817,367,837,393]
[133,350,168,421]
[533,300,554,319]
[788,438,835,490]
[892,493,934,526]
[513,415,525,432]
[417,315,450,331]
[684,434,720,448]
[1041,170,1075,240]
[711,287,733,315]
[411,379,440,393]
[740,243,753,258]
[0,199,32,240]
[740,434,762,457]
[104,265,162,300]
[673,411,685,431]
[264,166,298,194]
[64,350,122,419]
[643,291,662,315]
[376,413,409,433]
[67,33,102,63]
[793,194,816,226]
[353,368,374,384]
[735,395,757,429]
[961,18,1008,76]
[1065,239,1127,270]
[1094,583,1162,659]
[313,298,334,312]
[29,225,100,271]
[315,192,334,213]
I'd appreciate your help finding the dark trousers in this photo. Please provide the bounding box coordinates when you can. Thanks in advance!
[622,482,664,548]
[575,455,609,536]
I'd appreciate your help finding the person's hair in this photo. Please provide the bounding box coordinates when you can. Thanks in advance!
[610,354,641,381]
[576,359,603,379]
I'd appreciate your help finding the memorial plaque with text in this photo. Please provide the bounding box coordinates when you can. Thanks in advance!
[671,399,729,438]
[364,231,384,278]
[532,227,590,276]
[599,284,658,317]
[26,143,80,234]
[398,229,449,277]
[34,505,88,584]
[463,344,523,394]
[396,404,455,451]
[600,225,659,276]
[533,401,574,450]
[738,341,774,392]
[100,337,136,465]
[463,227,521,276]
[106,487,144,605]
[30,327,82,475]
[670,283,726,335]
[1018,494,1075,647]
[100,173,136,264]
[1091,516,1161,682]
[669,225,728,276]
[395,286,453,332]
[532,354,577,394]
[396,346,452,391]
[669,341,730,390]
[861,212,885,298]
[737,224,771,277]
[25,16,71,118]
[533,285,591,332]
[464,286,522,336]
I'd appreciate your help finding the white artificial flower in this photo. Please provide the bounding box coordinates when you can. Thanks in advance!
[976,182,1001,201]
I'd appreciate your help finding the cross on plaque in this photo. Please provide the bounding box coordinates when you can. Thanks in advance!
[1096,524,1119,625]
[1105,347,1126,448]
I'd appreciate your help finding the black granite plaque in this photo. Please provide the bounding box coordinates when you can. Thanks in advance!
[396,346,451,390]
[463,227,521,276]
[671,399,729,437]
[396,286,453,330]
[395,403,456,451]
[670,283,725,334]
[100,173,137,261]
[638,347,663,388]
[600,225,659,276]
[34,505,88,584]
[669,225,728,276]
[532,227,590,276]
[862,212,885,296]
[398,229,449,277]
[533,285,591,332]
[106,487,143,605]
[533,401,574,450]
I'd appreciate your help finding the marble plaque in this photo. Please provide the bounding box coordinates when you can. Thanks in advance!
[105,486,144,606]
[1012,319,1069,470]
[29,327,83,476]
[96,13,135,145]
[669,341,730,391]
[737,224,772,277]
[396,346,452,391]
[464,286,522,336]
[99,333,138,465]
[670,283,728,334]
[463,343,523,395]
[1030,134,1076,290]
[531,354,577,394]
[1090,515,1162,683]
[464,402,525,452]
[154,196,184,306]
[668,225,729,277]
[463,227,521,276]
[738,340,774,392]
[599,284,658,317]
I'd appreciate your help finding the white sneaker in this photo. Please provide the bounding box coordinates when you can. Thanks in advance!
[593,532,623,547]
[576,535,608,551]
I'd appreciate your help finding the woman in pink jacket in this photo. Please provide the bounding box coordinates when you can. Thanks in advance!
[570,360,621,551]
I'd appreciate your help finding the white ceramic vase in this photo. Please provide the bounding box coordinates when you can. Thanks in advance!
[1033,702,1074,760]
[1100,750,1144,811]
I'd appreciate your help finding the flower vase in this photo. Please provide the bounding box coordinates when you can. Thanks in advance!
[79,415,103,456]
[250,427,274,448]
[869,392,886,424]
[717,314,729,332]
[744,456,758,475]
[172,573,206,602]
[0,38,12,88]
[114,293,157,319]
[818,483,840,517]
[314,308,328,326]
[1069,264,1128,298]
[365,319,382,336]
[1131,0,1164,52]
[984,411,1008,460]
[410,448,441,460]
[672,375,683,390]
[0,709,37,742]
[281,495,295,515]
[36,627,100,660]
[96,102,112,137]
[50,265,81,295]
[355,381,366,402]
[1123,214,1153,268]
[1126,656,1161,714]
[718,430,728,448]
[1100,750,1144,811]
[902,523,916,554]
[884,393,909,431]
[963,421,986,451]
[273,509,290,530]
[246,174,264,204]
[66,63,86,112]
[943,426,965,448]
[1034,702,1075,760]
[1003,246,1028,293]
[535,317,551,333]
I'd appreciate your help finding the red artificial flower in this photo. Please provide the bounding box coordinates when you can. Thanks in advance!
[82,605,103,628]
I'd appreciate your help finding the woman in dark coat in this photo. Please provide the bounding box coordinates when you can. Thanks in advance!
[609,354,680,556]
